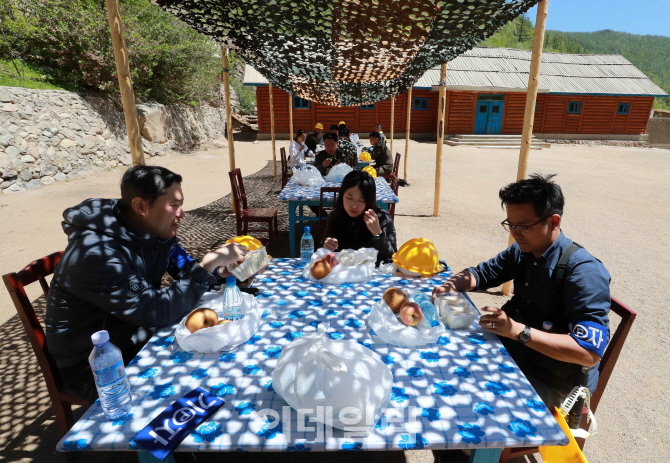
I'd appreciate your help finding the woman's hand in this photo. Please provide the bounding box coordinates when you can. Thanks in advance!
[200,243,247,273]
[299,144,306,152]
[323,237,338,251]
[363,209,382,236]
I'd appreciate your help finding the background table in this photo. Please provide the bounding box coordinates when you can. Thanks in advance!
[58,260,567,462]
[279,177,399,257]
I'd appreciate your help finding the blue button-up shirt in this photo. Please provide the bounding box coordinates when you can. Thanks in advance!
[467,232,610,357]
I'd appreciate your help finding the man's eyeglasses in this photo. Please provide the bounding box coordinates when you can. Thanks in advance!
[501,215,551,234]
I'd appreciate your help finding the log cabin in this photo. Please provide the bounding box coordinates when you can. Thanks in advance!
[244,46,667,141]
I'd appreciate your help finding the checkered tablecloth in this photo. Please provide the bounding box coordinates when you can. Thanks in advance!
[57,260,567,454]
[279,177,398,203]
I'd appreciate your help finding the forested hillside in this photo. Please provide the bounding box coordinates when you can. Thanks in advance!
[480,16,670,109]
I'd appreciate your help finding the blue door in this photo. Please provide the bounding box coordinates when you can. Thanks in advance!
[474,102,490,134]
[487,101,503,134]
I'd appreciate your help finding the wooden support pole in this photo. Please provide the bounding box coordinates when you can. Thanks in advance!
[433,63,447,217]
[390,96,395,154]
[221,47,235,174]
[288,95,294,140]
[404,87,412,179]
[269,83,277,178]
[502,0,549,296]
[105,0,144,166]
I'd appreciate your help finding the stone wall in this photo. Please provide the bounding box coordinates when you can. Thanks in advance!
[0,87,228,193]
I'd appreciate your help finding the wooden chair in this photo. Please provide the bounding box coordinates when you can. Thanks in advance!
[2,252,88,441]
[280,147,292,188]
[389,175,399,220]
[380,152,401,182]
[317,186,339,245]
[347,154,356,168]
[499,296,637,463]
[229,168,278,248]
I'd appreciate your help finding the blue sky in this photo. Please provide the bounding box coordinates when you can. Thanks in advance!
[527,0,670,37]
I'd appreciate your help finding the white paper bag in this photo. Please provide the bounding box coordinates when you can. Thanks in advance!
[174,292,262,353]
[324,163,353,183]
[302,247,377,283]
[368,294,446,348]
[272,324,393,433]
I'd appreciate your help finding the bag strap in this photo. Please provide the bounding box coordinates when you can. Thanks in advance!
[552,242,583,299]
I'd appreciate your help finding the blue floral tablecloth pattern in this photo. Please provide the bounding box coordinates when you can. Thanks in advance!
[57,259,567,454]
[279,177,398,204]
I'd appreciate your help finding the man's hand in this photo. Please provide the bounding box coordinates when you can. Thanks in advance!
[323,237,338,251]
[322,158,333,167]
[431,281,458,303]
[479,307,523,340]
[363,209,382,236]
[200,243,248,273]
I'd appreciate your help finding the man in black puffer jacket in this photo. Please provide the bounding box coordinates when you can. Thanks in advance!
[46,166,247,403]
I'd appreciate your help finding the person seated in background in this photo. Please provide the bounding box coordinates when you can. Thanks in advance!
[45,165,247,403]
[305,123,323,153]
[337,127,358,166]
[329,124,339,137]
[374,124,387,146]
[369,131,393,175]
[432,174,610,409]
[321,170,397,266]
[314,132,340,176]
[338,121,347,132]
[288,129,313,167]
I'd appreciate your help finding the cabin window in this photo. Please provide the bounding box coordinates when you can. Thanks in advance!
[360,103,375,110]
[617,103,630,115]
[292,96,310,109]
[413,98,429,110]
[568,101,581,114]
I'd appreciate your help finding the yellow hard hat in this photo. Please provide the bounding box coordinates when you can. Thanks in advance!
[393,238,444,276]
[226,235,262,250]
[338,121,346,126]
[362,166,377,178]
[359,152,372,161]
[315,123,323,129]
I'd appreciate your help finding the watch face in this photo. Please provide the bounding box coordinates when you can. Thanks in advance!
[519,327,531,344]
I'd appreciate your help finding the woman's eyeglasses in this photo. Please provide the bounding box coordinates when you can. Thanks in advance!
[501,215,551,234]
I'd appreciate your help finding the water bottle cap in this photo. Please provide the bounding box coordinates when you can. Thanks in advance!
[226,275,237,285]
[543,321,553,331]
[91,330,110,346]
[305,226,310,233]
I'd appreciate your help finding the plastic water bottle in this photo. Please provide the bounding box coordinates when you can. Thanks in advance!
[300,226,314,263]
[89,330,132,420]
[412,292,441,327]
[222,275,245,321]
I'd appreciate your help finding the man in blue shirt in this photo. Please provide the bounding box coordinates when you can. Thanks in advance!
[433,174,610,408]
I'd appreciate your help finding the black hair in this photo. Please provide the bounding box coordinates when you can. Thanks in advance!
[338,127,350,138]
[499,173,564,218]
[329,124,339,131]
[369,131,381,139]
[374,124,382,131]
[294,129,306,142]
[333,170,378,218]
[322,132,339,143]
[119,165,182,210]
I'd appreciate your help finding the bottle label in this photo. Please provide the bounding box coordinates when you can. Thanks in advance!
[93,360,126,387]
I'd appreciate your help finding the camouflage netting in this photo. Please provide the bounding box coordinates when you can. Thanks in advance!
[153,0,540,106]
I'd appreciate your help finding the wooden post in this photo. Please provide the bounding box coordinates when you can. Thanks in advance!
[269,83,277,178]
[433,63,447,217]
[404,87,412,179]
[105,0,144,166]
[501,0,549,296]
[221,47,235,173]
[288,94,294,140]
[390,96,395,154]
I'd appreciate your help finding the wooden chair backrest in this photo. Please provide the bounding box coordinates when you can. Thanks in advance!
[347,155,356,168]
[393,152,401,175]
[2,251,65,392]
[228,168,248,215]
[280,147,288,176]
[318,186,340,243]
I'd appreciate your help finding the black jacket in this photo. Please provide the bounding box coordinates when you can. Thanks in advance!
[45,199,214,368]
[320,209,397,265]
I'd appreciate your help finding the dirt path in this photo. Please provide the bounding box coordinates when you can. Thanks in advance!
[0,140,668,462]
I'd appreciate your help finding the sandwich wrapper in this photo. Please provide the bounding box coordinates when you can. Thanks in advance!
[302,247,377,283]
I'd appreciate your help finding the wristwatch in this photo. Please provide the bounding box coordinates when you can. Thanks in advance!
[518,325,531,344]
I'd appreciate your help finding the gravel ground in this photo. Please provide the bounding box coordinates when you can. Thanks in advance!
[0,139,668,463]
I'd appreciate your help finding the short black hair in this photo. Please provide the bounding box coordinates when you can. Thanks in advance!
[119,165,182,210]
[374,124,382,130]
[499,173,564,218]
[369,131,381,139]
[338,127,349,138]
[330,124,339,131]
[322,132,339,143]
